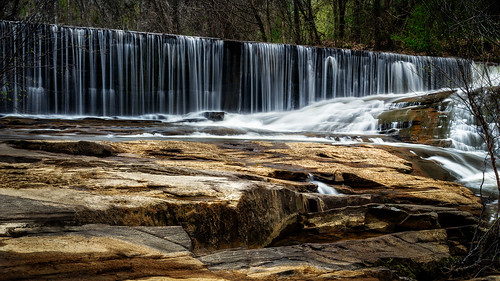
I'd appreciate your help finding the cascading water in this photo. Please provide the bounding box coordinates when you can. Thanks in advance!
[3,21,498,196]
[402,63,500,196]
[0,21,225,116]
[0,21,466,116]
[238,45,465,112]
[446,63,500,151]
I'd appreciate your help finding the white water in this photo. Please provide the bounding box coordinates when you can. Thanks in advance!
[1,21,465,115]
[186,93,413,134]
[447,64,500,151]
[428,155,495,193]
[2,89,499,196]
[312,181,342,195]
[367,139,497,195]
[191,86,500,196]
[87,89,497,195]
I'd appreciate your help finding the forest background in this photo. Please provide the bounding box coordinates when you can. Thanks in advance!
[1,0,499,62]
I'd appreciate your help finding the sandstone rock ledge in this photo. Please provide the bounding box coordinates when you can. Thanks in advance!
[0,139,481,280]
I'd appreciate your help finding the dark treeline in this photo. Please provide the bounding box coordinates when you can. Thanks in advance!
[1,0,500,60]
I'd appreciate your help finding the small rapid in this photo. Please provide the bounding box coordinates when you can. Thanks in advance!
[1,88,499,196]
[181,83,500,196]
[184,93,414,135]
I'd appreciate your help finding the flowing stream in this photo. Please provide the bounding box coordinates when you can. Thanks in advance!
[1,21,500,197]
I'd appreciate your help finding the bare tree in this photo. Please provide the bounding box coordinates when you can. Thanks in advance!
[424,0,500,277]
[0,0,54,112]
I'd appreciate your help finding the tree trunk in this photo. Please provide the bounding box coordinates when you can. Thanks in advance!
[249,0,268,42]
[265,0,272,40]
[337,0,347,41]
[373,0,382,50]
[305,0,321,44]
[173,0,180,34]
[293,0,301,44]
[295,0,319,45]
[152,0,171,33]
[353,0,361,42]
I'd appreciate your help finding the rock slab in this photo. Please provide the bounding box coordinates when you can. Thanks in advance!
[0,138,483,280]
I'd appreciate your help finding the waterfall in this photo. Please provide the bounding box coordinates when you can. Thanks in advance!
[0,21,467,116]
[447,63,500,151]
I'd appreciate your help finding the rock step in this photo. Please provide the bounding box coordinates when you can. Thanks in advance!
[0,225,215,281]
[271,203,478,246]
[0,195,78,236]
[200,229,451,280]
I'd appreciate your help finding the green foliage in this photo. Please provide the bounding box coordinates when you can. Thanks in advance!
[314,3,335,42]
[269,18,284,43]
[120,1,141,30]
[59,0,68,10]
[89,9,101,26]
[391,4,441,54]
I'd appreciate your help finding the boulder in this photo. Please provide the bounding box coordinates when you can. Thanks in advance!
[202,111,225,121]
[378,90,455,146]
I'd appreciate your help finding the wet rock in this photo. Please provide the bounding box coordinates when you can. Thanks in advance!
[202,111,225,121]
[0,194,78,237]
[180,117,207,122]
[319,193,376,209]
[393,90,455,107]
[0,225,218,281]
[378,90,455,146]
[0,156,41,164]
[71,224,193,252]
[199,127,248,136]
[270,203,479,246]
[7,140,116,157]
[3,117,38,126]
[78,185,310,251]
[0,166,311,251]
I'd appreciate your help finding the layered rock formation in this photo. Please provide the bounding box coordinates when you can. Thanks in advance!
[378,90,455,147]
[0,128,482,280]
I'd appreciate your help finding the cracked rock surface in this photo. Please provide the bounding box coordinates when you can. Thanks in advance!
[0,133,482,280]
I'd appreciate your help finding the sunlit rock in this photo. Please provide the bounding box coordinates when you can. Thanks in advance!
[0,139,483,280]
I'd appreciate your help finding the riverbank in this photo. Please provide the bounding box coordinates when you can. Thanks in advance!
[0,135,484,280]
